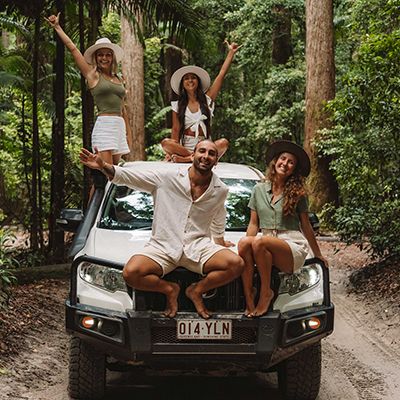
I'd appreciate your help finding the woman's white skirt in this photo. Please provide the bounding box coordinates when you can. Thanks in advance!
[262,229,310,271]
[91,116,130,155]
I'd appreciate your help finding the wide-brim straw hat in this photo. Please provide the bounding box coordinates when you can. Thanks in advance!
[83,38,123,64]
[170,65,211,95]
[266,140,311,177]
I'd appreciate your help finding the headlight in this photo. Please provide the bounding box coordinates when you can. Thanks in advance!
[79,262,127,293]
[278,264,321,296]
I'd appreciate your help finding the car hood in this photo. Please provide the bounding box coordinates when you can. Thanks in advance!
[81,228,244,264]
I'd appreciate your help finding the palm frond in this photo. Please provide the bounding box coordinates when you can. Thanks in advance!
[0,71,25,86]
[104,0,203,45]
[0,16,31,41]
[0,54,31,77]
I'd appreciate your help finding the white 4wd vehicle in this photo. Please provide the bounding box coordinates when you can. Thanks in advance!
[60,161,334,400]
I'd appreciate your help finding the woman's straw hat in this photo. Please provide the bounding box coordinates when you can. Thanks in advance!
[170,65,211,95]
[83,38,123,64]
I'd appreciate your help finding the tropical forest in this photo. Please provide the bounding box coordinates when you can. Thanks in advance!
[0,1,399,397]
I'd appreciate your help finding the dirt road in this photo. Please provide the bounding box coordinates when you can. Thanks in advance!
[1,243,399,399]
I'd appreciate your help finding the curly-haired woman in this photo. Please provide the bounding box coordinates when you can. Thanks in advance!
[238,140,328,317]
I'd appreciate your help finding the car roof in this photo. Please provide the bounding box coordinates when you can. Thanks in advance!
[121,161,264,180]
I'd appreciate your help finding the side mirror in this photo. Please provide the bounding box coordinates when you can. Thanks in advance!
[308,212,320,233]
[56,209,84,233]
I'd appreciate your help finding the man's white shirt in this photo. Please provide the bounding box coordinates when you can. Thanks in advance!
[112,165,228,263]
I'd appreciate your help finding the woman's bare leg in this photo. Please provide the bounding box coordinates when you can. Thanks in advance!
[252,236,294,316]
[161,138,192,158]
[112,154,121,165]
[238,236,257,317]
[88,150,114,202]
[98,150,113,164]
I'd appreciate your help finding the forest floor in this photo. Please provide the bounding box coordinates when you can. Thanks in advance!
[0,239,399,399]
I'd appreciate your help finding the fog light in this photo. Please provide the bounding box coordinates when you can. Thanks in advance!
[81,316,96,329]
[287,320,306,339]
[98,319,118,337]
[307,317,321,330]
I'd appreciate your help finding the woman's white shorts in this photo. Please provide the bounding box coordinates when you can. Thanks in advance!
[262,229,310,271]
[181,134,206,151]
[91,116,130,155]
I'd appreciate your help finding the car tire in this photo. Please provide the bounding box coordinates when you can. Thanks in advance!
[68,336,106,400]
[278,341,321,400]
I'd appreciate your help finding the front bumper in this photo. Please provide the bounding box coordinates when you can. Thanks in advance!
[66,302,334,370]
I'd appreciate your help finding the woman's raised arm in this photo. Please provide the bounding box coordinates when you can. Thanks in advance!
[206,40,241,101]
[46,13,94,79]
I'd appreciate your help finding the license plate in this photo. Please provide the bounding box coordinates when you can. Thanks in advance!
[176,319,232,340]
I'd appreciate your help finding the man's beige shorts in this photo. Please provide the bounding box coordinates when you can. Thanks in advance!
[135,243,227,277]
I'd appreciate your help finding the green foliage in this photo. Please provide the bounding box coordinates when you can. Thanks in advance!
[2,0,398,264]
[143,36,166,153]
[320,1,400,258]
[99,11,121,44]
[228,62,305,166]
[0,228,20,269]
[0,228,18,309]
[0,268,17,310]
[185,0,306,169]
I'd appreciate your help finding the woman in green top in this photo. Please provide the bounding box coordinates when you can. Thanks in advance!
[238,141,328,317]
[46,13,130,165]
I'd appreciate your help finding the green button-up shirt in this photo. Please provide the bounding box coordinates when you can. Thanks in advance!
[248,181,308,231]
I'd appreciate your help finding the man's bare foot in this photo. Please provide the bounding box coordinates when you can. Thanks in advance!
[163,282,180,318]
[185,283,211,319]
[253,289,274,317]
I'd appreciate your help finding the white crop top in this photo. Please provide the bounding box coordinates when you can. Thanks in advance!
[171,95,215,138]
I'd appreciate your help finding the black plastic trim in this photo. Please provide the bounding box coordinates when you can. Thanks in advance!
[68,188,105,259]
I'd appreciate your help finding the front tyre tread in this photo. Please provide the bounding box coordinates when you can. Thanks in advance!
[278,341,321,400]
[68,336,106,400]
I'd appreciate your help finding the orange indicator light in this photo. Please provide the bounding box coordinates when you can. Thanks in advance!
[307,317,321,330]
[81,316,96,329]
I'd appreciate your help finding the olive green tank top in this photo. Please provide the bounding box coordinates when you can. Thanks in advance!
[89,74,126,114]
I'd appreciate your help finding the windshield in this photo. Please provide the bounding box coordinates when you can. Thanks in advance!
[98,178,258,231]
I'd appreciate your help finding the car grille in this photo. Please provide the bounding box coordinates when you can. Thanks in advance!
[152,326,257,344]
[134,268,280,313]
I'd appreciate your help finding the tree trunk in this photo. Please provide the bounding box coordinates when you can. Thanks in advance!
[21,95,31,217]
[80,0,99,207]
[160,38,182,128]
[304,0,338,210]
[30,15,40,252]
[1,31,10,48]
[49,0,65,262]
[272,6,293,65]
[121,13,146,161]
